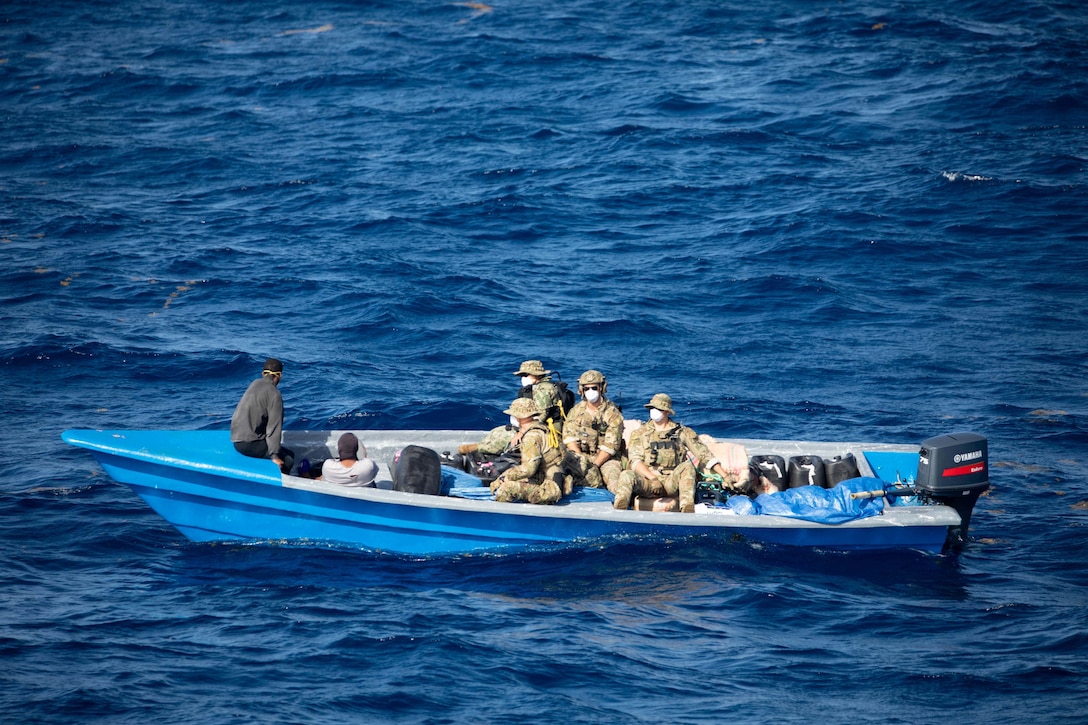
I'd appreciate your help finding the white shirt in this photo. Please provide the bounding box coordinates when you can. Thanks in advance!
[321,458,378,487]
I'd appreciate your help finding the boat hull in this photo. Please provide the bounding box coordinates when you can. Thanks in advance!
[63,429,961,556]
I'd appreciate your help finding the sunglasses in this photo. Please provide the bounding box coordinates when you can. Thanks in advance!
[583,385,600,391]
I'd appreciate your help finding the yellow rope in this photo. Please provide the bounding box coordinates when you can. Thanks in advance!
[544,415,561,448]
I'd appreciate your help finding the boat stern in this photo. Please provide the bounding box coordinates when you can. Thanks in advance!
[916,432,989,548]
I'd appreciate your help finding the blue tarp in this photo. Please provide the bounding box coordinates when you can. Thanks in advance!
[448,486,495,500]
[724,477,886,524]
[441,466,486,489]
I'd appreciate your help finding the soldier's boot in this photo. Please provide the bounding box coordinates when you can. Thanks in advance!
[458,443,479,455]
[612,472,634,510]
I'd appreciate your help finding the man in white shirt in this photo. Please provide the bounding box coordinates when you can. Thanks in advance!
[319,432,378,487]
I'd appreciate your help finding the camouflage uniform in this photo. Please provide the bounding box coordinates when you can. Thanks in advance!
[563,399,625,490]
[491,398,564,505]
[528,379,563,424]
[514,360,564,433]
[477,424,516,455]
[614,394,721,512]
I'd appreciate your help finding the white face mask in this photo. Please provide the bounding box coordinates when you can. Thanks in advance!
[509,415,520,428]
[649,408,666,423]
[584,389,600,404]
[520,376,535,387]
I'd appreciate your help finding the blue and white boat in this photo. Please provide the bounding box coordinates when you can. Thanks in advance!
[61,428,989,556]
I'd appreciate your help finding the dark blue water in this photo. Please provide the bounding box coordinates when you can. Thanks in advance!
[3,0,1087,722]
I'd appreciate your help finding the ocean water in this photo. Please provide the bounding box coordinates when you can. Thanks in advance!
[3,0,1087,722]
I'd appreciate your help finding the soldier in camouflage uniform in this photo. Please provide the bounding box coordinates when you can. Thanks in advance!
[614,393,739,513]
[490,397,565,505]
[442,420,521,485]
[459,423,517,457]
[514,360,564,433]
[563,370,626,490]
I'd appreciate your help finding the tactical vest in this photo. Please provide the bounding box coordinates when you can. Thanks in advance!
[570,414,610,455]
[646,426,683,472]
[526,422,564,469]
[535,420,561,459]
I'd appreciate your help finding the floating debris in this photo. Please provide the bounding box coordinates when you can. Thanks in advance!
[456,2,493,23]
[151,279,204,314]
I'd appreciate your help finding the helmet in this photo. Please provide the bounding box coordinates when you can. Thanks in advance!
[578,369,607,396]
[643,393,675,416]
[513,360,550,377]
[504,397,542,419]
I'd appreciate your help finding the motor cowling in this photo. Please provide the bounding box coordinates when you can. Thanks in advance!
[916,432,989,547]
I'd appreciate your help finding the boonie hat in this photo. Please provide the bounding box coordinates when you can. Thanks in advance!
[504,397,542,419]
[513,360,550,377]
[644,393,675,415]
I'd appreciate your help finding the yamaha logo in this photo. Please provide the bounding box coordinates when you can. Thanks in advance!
[954,450,983,463]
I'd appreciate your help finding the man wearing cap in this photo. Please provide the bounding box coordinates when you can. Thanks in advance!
[318,432,379,487]
[563,369,626,491]
[231,357,294,474]
[614,393,736,513]
[490,397,565,505]
[513,359,565,433]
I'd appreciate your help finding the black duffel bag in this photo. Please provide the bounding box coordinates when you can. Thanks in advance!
[392,445,443,496]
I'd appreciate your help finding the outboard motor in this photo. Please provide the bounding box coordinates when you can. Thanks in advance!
[915,432,989,548]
